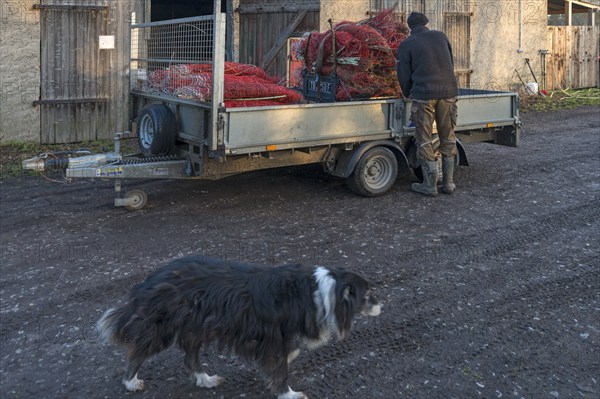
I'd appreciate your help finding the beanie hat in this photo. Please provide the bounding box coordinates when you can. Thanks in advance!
[407,12,429,29]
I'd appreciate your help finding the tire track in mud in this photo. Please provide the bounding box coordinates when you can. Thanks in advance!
[1,198,597,342]
[273,199,599,396]
[456,149,596,193]
[281,259,599,398]
[370,200,599,288]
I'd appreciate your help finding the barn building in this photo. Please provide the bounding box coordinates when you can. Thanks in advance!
[0,0,598,143]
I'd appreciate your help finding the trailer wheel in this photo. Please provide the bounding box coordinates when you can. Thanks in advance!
[124,189,148,211]
[137,104,176,157]
[346,147,398,197]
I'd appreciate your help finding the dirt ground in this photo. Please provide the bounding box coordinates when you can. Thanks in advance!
[1,106,598,399]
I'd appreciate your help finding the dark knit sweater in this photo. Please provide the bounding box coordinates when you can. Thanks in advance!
[396,26,458,100]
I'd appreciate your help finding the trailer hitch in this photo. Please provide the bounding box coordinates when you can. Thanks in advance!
[22,132,131,173]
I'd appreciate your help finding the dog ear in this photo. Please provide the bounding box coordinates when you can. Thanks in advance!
[334,283,358,339]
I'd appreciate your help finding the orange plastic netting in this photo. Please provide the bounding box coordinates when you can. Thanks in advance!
[293,9,409,100]
[145,62,302,108]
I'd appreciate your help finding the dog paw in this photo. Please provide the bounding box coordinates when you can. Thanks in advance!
[278,387,308,399]
[195,372,224,388]
[123,375,144,391]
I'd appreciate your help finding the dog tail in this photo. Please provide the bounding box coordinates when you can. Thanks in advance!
[96,306,128,344]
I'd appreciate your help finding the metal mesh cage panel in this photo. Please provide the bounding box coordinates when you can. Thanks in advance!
[130,16,215,96]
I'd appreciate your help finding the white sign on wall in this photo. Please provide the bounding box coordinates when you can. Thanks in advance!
[99,35,115,50]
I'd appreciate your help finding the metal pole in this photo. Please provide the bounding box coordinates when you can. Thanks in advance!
[211,0,226,150]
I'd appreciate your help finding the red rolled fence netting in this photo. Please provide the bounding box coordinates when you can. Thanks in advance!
[293,9,409,101]
[144,62,302,108]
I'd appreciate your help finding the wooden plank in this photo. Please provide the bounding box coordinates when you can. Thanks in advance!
[88,7,97,141]
[105,3,115,140]
[33,98,109,105]
[553,27,566,90]
[95,7,105,140]
[33,4,108,10]
[584,27,598,88]
[237,3,318,14]
[561,27,567,89]
[580,28,586,88]
[260,11,307,70]
[40,8,50,143]
[116,1,127,134]
[572,27,580,88]
[75,5,84,142]
[555,27,562,90]
[86,6,96,142]
[68,5,76,142]
[57,7,69,143]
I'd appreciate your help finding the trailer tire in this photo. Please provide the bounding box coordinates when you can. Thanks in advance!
[137,104,176,157]
[124,189,148,211]
[346,147,398,197]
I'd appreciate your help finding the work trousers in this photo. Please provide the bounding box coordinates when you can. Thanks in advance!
[411,98,458,162]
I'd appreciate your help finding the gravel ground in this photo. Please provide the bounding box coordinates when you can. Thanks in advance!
[0,106,598,399]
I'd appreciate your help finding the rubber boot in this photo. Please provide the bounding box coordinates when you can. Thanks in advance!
[412,160,438,196]
[441,156,456,194]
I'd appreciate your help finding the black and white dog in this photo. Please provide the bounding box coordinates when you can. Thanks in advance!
[97,256,381,399]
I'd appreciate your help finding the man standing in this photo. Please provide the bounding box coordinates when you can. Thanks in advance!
[396,12,459,196]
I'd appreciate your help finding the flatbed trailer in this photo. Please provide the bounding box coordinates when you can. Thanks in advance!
[23,14,520,210]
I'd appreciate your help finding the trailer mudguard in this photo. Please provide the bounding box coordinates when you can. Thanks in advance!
[329,140,410,178]
[456,140,469,166]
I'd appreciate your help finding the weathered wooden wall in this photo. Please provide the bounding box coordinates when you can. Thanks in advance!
[38,0,143,144]
[443,12,471,87]
[237,0,320,78]
[546,26,600,90]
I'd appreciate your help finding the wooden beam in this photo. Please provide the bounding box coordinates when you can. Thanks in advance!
[260,10,308,70]
[548,0,600,15]
[33,3,108,10]
[33,98,109,106]
[566,0,572,25]
[568,0,600,10]
[237,4,319,15]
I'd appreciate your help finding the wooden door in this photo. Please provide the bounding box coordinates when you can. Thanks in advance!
[444,12,472,88]
[38,1,110,143]
[547,26,600,90]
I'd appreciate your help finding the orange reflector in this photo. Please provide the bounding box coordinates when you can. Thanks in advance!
[266,145,277,151]
[486,123,494,128]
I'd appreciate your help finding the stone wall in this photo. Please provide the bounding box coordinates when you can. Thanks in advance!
[470,0,547,91]
[1,0,41,142]
[319,0,368,31]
